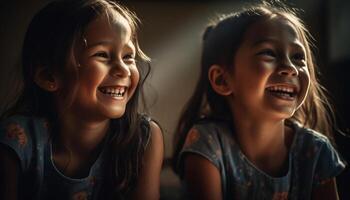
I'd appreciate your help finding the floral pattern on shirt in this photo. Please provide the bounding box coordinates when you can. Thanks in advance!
[72,191,88,200]
[6,123,27,147]
[272,192,288,200]
[183,128,200,147]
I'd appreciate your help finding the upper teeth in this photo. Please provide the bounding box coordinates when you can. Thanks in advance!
[267,86,294,93]
[99,87,126,96]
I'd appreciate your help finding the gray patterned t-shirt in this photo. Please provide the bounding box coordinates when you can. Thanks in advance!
[0,115,151,200]
[178,119,346,199]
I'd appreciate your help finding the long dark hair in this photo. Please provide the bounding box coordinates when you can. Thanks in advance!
[173,2,336,173]
[3,0,151,196]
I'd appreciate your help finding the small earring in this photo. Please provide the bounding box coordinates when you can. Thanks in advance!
[77,63,81,68]
[48,84,55,89]
[83,38,88,47]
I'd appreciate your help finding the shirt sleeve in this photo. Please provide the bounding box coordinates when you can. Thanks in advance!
[177,123,222,176]
[313,138,346,187]
[0,116,33,171]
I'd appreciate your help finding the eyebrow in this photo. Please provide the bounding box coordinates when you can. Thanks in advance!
[86,40,113,49]
[86,40,135,52]
[252,38,305,50]
[252,38,278,47]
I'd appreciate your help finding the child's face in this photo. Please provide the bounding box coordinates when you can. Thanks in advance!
[227,18,310,120]
[63,14,139,120]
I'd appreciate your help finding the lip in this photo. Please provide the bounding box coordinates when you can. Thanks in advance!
[265,83,300,102]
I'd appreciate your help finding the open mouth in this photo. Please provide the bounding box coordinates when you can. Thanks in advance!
[265,85,298,100]
[98,86,127,98]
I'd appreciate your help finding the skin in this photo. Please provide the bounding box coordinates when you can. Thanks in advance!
[0,14,163,200]
[53,14,141,178]
[226,18,310,176]
[0,145,19,200]
[184,18,339,199]
[128,121,164,200]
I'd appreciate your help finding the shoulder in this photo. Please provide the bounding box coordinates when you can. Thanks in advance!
[177,119,230,175]
[128,115,163,199]
[0,115,34,148]
[139,114,164,165]
[0,115,47,171]
[292,121,336,161]
[291,121,346,183]
[180,120,224,199]
[149,121,163,147]
[1,115,33,131]
[185,118,231,147]
[144,115,163,153]
[1,115,48,133]
[292,121,331,149]
[138,114,163,149]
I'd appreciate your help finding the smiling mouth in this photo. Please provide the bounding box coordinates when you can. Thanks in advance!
[98,86,127,98]
[265,85,298,100]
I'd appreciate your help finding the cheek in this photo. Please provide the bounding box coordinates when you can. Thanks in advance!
[129,66,140,94]
[246,62,274,90]
[258,61,275,73]
[80,65,106,84]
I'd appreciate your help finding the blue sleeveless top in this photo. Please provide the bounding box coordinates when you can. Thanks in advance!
[0,115,151,200]
[178,119,346,199]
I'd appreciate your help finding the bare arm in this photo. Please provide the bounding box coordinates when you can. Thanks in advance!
[128,121,164,200]
[0,144,20,200]
[312,178,339,200]
[183,153,222,200]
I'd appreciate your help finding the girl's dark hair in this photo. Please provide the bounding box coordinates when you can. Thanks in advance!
[173,2,336,173]
[4,0,151,196]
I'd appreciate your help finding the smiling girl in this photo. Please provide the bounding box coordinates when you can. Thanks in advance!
[173,2,345,200]
[0,0,163,199]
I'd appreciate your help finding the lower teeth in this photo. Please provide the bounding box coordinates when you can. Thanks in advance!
[268,91,293,98]
[104,92,122,97]
[276,92,291,97]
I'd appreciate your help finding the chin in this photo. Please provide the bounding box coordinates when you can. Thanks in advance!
[273,109,296,120]
[102,107,126,119]
[110,111,126,119]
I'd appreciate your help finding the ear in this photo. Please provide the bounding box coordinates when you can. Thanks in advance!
[208,64,233,96]
[34,67,60,92]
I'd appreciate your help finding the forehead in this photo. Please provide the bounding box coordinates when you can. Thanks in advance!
[242,18,303,46]
[83,13,132,44]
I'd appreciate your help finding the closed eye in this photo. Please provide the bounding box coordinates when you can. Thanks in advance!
[291,52,306,68]
[292,53,305,61]
[93,51,110,59]
[256,49,276,59]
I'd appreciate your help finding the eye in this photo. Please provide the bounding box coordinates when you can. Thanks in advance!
[292,53,305,61]
[257,49,276,59]
[291,52,307,68]
[93,51,110,59]
[123,54,136,64]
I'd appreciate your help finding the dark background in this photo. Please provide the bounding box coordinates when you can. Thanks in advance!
[0,0,349,199]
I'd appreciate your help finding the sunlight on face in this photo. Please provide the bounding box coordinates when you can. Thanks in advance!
[61,13,139,122]
[228,18,310,121]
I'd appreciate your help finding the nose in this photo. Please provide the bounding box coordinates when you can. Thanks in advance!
[278,58,298,77]
[110,61,131,78]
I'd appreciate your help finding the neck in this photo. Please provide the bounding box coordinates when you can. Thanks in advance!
[231,108,293,176]
[56,114,110,156]
[233,116,286,157]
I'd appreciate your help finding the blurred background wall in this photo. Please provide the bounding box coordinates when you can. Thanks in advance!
[0,0,349,199]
